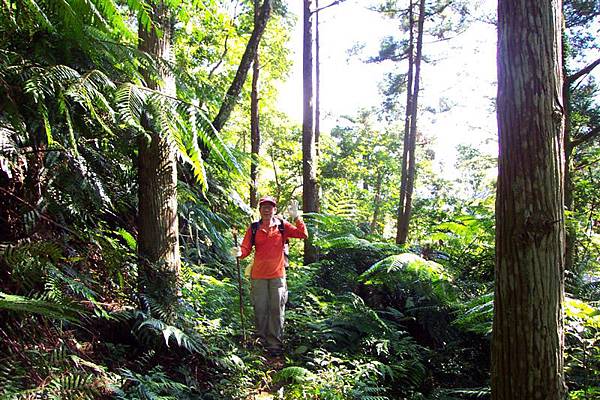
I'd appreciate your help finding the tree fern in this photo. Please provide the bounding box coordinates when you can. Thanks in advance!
[359,253,458,304]
[115,82,146,132]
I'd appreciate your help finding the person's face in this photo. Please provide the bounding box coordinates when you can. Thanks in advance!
[259,203,276,219]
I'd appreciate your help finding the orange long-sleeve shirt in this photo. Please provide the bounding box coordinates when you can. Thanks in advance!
[240,217,308,279]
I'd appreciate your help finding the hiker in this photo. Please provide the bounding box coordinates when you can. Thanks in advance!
[232,196,308,357]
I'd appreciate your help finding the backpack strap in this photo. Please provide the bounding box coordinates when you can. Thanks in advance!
[250,218,287,247]
[250,221,260,247]
[277,217,285,237]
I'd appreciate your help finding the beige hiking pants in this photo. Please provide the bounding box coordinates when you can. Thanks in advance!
[251,277,288,354]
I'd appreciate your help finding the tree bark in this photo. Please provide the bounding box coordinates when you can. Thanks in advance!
[396,0,424,245]
[249,0,261,209]
[137,0,180,309]
[315,0,321,159]
[303,0,318,264]
[212,0,272,133]
[493,1,566,399]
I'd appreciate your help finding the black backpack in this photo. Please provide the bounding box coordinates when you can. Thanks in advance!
[250,218,289,259]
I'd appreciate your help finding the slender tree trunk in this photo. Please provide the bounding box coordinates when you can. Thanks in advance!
[370,170,384,234]
[315,0,321,158]
[493,0,566,398]
[401,0,424,243]
[563,80,576,275]
[303,0,318,264]
[250,0,261,209]
[212,0,272,133]
[396,0,421,245]
[137,0,180,310]
[314,0,322,213]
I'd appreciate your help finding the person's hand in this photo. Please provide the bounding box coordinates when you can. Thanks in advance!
[231,246,242,258]
[287,199,299,220]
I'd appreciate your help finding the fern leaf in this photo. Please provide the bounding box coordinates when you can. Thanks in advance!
[20,0,53,29]
[0,292,82,322]
[274,366,315,384]
[115,83,146,131]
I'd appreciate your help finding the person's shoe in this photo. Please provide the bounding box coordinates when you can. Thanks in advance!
[266,354,284,369]
[266,348,283,357]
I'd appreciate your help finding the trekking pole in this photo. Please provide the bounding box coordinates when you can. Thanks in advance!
[232,228,247,342]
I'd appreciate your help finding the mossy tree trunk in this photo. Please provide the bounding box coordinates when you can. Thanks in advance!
[137,0,180,312]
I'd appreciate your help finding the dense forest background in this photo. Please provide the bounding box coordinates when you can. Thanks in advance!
[0,0,599,399]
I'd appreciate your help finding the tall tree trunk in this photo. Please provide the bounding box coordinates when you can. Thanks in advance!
[563,75,576,276]
[493,0,566,398]
[396,0,424,245]
[303,0,318,264]
[315,0,321,158]
[314,0,322,213]
[212,0,272,133]
[137,0,180,311]
[250,0,261,209]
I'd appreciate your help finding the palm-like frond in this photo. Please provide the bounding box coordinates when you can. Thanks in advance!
[360,254,458,305]
[452,292,493,335]
[118,85,240,189]
[274,366,316,384]
[136,317,206,355]
[0,292,82,322]
[114,366,191,399]
[324,188,360,219]
[115,82,147,132]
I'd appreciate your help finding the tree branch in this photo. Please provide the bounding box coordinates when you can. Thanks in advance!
[311,0,347,15]
[567,57,600,84]
[212,0,272,133]
[571,125,600,148]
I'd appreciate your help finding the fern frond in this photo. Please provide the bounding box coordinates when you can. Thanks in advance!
[115,83,146,131]
[25,65,81,102]
[19,0,53,30]
[2,240,63,265]
[115,366,190,399]
[45,266,109,319]
[274,366,316,384]
[452,292,494,335]
[126,0,155,32]
[45,372,99,400]
[0,292,82,322]
[135,316,205,354]
[324,189,360,218]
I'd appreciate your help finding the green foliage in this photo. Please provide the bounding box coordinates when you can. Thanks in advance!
[0,292,82,322]
[320,112,401,235]
[360,253,458,305]
[134,312,206,355]
[0,330,107,400]
[113,366,192,400]
[564,298,600,393]
[452,292,494,336]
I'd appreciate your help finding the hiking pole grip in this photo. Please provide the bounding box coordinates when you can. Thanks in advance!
[232,228,246,342]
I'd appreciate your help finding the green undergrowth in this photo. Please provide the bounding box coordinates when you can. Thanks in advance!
[1,213,599,399]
